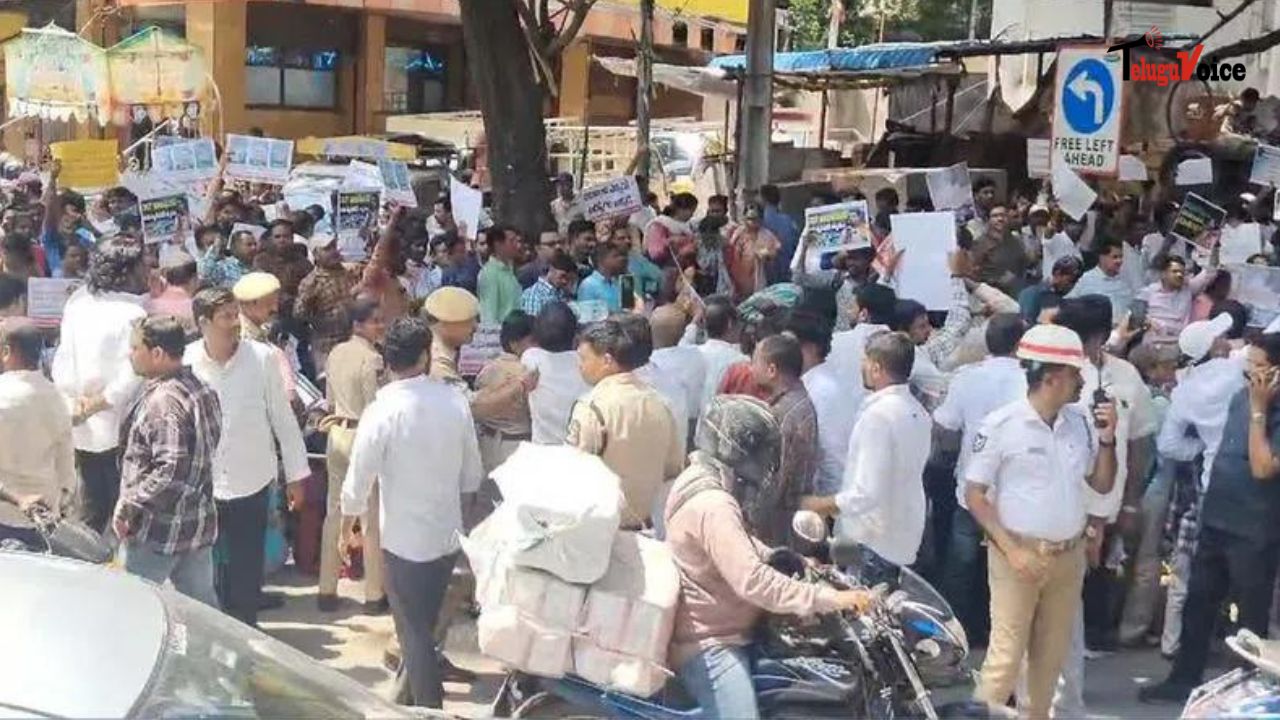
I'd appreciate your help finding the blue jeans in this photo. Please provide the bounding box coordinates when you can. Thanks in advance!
[678,644,758,720]
[120,541,220,609]
[940,506,990,647]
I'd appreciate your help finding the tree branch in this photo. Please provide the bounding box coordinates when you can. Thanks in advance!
[512,0,560,95]
[514,0,547,53]
[1206,26,1280,61]
[547,0,599,57]
[1185,0,1258,51]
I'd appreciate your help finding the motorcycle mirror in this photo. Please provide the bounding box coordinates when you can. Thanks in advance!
[791,510,827,545]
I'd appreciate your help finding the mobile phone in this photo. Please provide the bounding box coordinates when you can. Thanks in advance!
[620,274,636,310]
[1128,299,1148,331]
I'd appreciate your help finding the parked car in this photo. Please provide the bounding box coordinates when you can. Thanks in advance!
[0,552,443,719]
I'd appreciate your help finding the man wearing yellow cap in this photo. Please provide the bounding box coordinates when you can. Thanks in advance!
[234,272,298,401]
[964,323,1118,720]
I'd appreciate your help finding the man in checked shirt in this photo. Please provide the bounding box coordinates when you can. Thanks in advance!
[113,315,223,608]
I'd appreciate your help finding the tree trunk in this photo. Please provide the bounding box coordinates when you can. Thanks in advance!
[459,0,554,240]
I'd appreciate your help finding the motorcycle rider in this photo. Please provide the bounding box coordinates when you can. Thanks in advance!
[664,395,873,720]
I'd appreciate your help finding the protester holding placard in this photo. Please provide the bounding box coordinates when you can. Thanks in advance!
[294,234,356,375]
[39,161,95,278]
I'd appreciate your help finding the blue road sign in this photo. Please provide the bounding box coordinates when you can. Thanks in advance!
[1061,58,1116,135]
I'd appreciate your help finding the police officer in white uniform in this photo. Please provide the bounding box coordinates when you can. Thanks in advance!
[964,323,1118,720]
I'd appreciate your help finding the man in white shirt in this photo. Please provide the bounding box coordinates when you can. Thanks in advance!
[965,324,1118,720]
[185,287,309,627]
[51,238,148,534]
[803,332,932,569]
[521,301,589,444]
[1038,295,1157,718]
[933,313,1028,646]
[817,282,897,482]
[680,295,746,409]
[792,310,849,497]
[341,317,482,709]
[649,305,706,439]
[0,319,75,546]
[1066,236,1135,320]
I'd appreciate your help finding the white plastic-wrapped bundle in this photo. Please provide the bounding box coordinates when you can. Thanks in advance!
[574,531,680,696]
[489,443,625,584]
[477,606,574,678]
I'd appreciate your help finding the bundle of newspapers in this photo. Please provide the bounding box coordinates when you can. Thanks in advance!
[463,443,680,697]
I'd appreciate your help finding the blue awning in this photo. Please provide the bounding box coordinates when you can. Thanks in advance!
[707,43,951,74]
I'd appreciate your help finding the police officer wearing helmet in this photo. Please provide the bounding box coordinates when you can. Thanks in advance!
[964,323,1118,720]
[663,395,872,720]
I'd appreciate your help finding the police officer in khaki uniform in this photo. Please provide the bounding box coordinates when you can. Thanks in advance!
[568,313,686,530]
[964,324,1117,720]
[317,296,386,612]
[233,272,282,344]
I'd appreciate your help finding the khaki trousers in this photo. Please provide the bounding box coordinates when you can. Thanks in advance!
[975,542,1085,720]
[319,425,384,602]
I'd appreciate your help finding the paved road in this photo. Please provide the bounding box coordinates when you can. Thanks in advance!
[262,567,1207,719]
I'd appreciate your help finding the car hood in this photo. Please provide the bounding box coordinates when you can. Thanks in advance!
[0,553,165,718]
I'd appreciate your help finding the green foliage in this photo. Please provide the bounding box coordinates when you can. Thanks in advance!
[785,0,983,50]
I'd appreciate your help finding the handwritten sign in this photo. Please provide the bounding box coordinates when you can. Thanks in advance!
[1171,192,1227,249]
[580,177,642,221]
[449,178,483,239]
[1027,139,1051,179]
[1051,159,1098,222]
[50,139,119,191]
[378,159,417,207]
[334,189,379,261]
[139,194,190,245]
[27,278,81,324]
[458,324,502,376]
[790,200,871,273]
[225,134,293,184]
[151,138,217,183]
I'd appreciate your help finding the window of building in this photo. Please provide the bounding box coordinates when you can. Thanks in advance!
[734,34,746,52]
[672,21,688,46]
[384,46,448,115]
[245,45,338,109]
[700,27,714,51]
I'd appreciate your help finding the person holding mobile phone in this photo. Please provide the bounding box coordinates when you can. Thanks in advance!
[1140,332,1280,704]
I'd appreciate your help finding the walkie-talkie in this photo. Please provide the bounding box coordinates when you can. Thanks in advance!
[1092,387,1109,428]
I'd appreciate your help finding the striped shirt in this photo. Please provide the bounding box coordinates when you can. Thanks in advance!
[117,368,222,555]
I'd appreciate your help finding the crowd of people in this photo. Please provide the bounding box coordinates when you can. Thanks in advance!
[3,142,1280,720]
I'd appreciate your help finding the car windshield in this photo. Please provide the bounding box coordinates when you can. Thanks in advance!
[131,590,406,719]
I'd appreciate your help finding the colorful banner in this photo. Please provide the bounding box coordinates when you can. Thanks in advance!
[4,24,110,122]
[50,139,120,191]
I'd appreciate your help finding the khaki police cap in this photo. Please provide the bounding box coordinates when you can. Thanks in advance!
[423,286,478,322]
[232,272,281,302]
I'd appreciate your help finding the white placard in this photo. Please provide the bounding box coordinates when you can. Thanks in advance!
[1051,157,1098,221]
[1051,46,1123,176]
[378,159,417,207]
[231,222,266,240]
[890,211,957,311]
[458,324,502,376]
[1027,139,1051,179]
[580,177,642,222]
[1227,262,1280,327]
[1251,144,1280,187]
[450,178,483,240]
[1118,155,1149,182]
[26,278,81,322]
[151,138,218,183]
[1175,157,1213,186]
[1220,222,1263,265]
[225,134,294,185]
[925,162,974,211]
[342,159,383,189]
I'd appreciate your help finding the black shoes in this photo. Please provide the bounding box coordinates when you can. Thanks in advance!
[1137,680,1195,704]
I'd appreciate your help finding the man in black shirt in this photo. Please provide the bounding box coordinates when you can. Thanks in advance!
[1140,332,1280,703]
